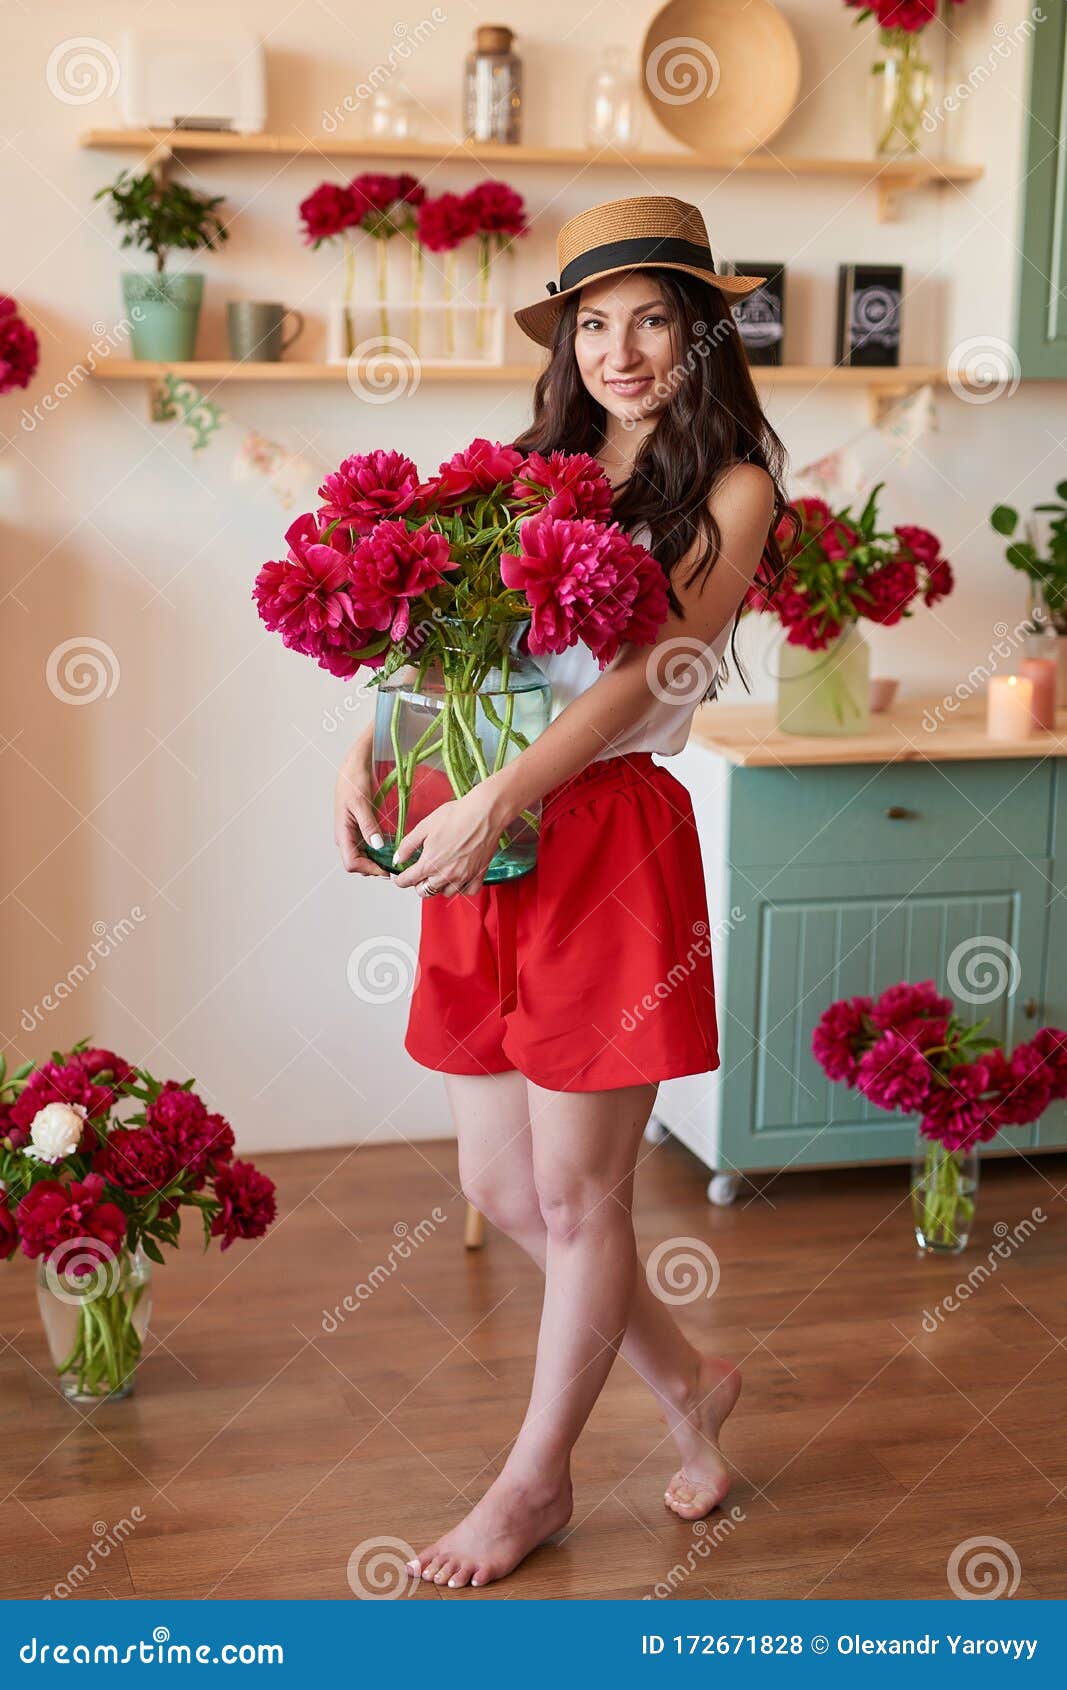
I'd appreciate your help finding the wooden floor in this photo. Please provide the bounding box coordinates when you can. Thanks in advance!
[2,1135,1065,1601]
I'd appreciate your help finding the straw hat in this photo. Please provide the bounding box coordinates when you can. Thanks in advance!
[513,194,766,349]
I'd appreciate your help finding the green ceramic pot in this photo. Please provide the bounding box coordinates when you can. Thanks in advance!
[121,272,204,361]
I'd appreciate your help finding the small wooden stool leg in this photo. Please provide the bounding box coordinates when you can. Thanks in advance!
[464,1201,486,1250]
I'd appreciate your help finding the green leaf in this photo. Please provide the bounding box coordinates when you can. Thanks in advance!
[990,503,1019,536]
[141,1234,166,1265]
[1055,481,1067,503]
[1005,541,1038,573]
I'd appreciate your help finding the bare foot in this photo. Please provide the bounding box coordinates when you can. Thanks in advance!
[406,1470,573,1589]
[662,1353,741,1521]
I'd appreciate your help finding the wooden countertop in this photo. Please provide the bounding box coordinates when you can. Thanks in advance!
[688,694,1067,767]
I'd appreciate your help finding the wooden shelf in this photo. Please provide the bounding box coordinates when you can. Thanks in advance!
[91,359,948,387]
[90,359,958,420]
[79,129,983,221]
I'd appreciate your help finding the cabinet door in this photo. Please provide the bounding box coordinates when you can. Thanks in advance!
[719,857,1049,1172]
[1035,762,1067,1147]
[1015,3,1067,377]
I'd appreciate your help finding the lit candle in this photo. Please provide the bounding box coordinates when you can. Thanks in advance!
[986,674,1035,741]
[1019,655,1057,731]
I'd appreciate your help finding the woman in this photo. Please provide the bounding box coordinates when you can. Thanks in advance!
[334,195,793,1590]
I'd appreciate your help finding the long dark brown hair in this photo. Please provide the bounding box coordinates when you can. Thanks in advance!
[510,265,797,697]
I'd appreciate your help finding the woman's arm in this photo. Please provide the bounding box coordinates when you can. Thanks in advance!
[481,460,776,827]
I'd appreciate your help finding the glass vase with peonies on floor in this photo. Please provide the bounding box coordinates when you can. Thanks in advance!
[812,980,1067,1252]
[252,439,669,883]
[0,1042,276,1402]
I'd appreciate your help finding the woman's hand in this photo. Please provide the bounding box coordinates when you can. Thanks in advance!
[334,724,391,878]
[392,777,504,896]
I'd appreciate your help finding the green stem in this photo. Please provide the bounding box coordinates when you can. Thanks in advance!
[376,236,390,343]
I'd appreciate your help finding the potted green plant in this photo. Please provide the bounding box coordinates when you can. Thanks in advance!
[94,169,229,361]
[990,480,1067,702]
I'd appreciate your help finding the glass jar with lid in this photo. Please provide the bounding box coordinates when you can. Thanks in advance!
[463,24,522,144]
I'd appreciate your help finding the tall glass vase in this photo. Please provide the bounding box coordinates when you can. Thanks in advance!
[911,1136,978,1254]
[869,27,933,157]
[366,617,550,883]
[36,1243,152,1402]
[776,622,871,736]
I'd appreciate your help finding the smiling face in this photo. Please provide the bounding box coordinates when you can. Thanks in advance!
[572,270,683,423]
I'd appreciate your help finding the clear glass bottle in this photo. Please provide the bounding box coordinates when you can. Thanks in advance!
[463,25,522,144]
[365,83,420,141]
[585,45,643,148]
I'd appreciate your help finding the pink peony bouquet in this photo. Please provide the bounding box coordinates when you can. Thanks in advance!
[744,483,953,652]
[813,979,1067,1249]
[0,294,39,395]
[1,1041,276,1400]
[253,438,668,874]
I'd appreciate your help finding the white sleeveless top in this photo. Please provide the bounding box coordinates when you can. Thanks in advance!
[532,522,732,759]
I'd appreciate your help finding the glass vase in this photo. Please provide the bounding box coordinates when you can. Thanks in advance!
[869,27,933,157]
[585,45,643,148]
[366,617,550,884]
[911,1137,978,1254]
[36,1243,152,1403]
[776,622,871,736]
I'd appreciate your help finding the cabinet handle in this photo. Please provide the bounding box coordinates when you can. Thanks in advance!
[885,805,917,820]
[1023,997,1039,1019]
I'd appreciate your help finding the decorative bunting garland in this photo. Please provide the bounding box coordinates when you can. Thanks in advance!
[793,383,939,501]
[150,373,225,451]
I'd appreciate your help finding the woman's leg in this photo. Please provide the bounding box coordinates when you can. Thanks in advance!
[408,1076,738,1590]
[443,1070,741,1526]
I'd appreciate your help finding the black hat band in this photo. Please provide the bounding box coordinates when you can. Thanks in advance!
[545,234,717,297]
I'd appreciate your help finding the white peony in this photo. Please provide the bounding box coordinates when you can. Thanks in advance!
[29,1101,88,1163]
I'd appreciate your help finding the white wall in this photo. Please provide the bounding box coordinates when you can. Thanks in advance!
[1,0,1059,1151]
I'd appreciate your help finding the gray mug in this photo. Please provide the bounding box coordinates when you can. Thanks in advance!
[227,301,305,362]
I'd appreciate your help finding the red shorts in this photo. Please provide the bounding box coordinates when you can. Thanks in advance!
[403,751,720,1093]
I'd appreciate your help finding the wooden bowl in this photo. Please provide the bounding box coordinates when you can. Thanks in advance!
[641,0,802,155]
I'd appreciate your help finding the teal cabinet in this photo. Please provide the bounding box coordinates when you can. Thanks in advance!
[1015,3,1067,377]
[653,748,1067,1194]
